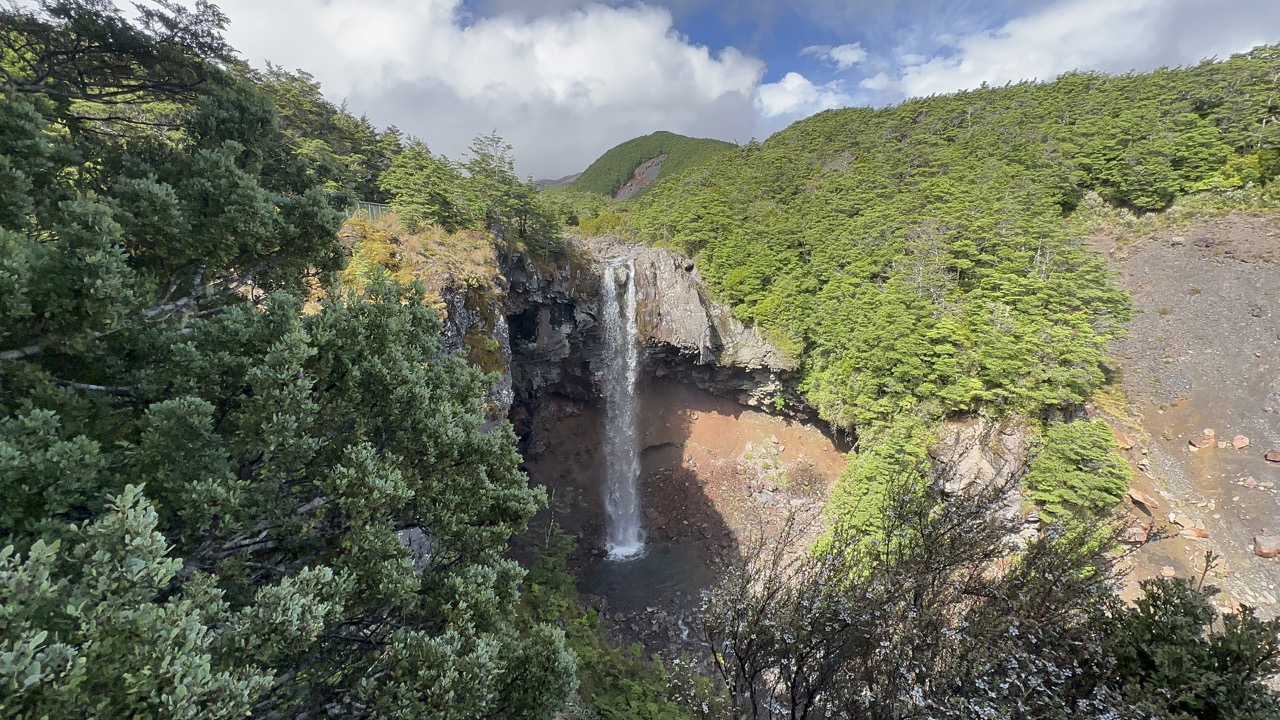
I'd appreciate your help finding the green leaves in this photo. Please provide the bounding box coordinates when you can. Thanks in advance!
[1024,419,1132,520]
[379,139,471,232]
[2,5,573,717]
[631,48,1280,432]
[1109,578,1280,719]
[0,486,272,720]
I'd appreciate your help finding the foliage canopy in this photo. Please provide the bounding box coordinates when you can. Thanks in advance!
[0,2,574,717]
[632,48,1280,430]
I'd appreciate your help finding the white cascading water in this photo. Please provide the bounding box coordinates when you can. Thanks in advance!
[600,260,645,560]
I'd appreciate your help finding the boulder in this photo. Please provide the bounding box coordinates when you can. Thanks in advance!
[1128,488,1159,510]
[1189,435,1216,449]
[1120,522,1150,544]
[1233,435,1251,449]
[1254,535,1280,559]
[1266,452,1280,463]
[933,417,1029,496]
[1116,431,1137,450]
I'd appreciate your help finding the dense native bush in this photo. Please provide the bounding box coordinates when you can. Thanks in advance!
[632,47,1280,430]
[1024,419,1133,519]
[0,2,573,717]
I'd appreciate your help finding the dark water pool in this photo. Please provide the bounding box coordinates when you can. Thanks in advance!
[578,540,718,616]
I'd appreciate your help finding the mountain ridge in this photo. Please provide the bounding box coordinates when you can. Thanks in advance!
[566,130,735,199]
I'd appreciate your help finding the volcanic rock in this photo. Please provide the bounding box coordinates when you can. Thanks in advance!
[1254,535,1280,559]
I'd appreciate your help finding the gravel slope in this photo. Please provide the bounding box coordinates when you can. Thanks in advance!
[1094,213,1280,612]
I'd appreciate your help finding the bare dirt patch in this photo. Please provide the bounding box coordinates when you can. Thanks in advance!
[519,375,848,651]
[1092,213,1280,612]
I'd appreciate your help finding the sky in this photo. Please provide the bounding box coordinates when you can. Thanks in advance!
[184,0,1280,178]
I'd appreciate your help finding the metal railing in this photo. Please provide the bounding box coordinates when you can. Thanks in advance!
[349,201,392,221]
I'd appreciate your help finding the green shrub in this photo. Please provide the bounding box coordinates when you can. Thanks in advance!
[1025,419,1132,519]
[1109,577,1280,719]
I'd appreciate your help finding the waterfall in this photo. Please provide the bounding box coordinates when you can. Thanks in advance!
[600,260,645,560]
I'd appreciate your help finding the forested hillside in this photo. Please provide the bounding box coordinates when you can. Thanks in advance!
[568,131,735,198]
[633,49,1280,431]
[5,2,1280,718]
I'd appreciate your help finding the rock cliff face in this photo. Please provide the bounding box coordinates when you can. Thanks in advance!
[439,285,514,413]
[629,248,792,371]
[502,249,600,405]
[434,236,808,424]
[585,238,809,417]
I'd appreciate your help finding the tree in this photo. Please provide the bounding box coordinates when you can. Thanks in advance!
[252,64,403,202]
[461,132,560,249]
[702,458,1280,719]
[1,486,274,719]
[1,4,575,717]
[1024,419,1132,520]
[1,0,232,132]
[378,139,470,231]
[1109,577,1280,720]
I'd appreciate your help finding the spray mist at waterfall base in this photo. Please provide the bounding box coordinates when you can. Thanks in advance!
[605,539,647,562]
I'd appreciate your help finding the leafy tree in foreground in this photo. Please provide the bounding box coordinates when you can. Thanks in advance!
[1,2,574,717]
[1110,577,1280,720]
[1,485,273,719]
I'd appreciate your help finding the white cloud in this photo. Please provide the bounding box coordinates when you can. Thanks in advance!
[756,72,852,117]
[167,0,1280,174]
[191,0,765,176]
[897,0,1280,98]
[801,42,869,70]
[859,71,892,90]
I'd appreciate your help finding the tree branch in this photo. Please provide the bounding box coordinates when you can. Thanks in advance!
[0,343,46,362]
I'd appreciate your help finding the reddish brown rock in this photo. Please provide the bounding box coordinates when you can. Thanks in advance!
[1116,431,1137,450]
[1267,452,1280,463]
[1233,435,1251,449]
[1182,528,1210,540]
[1128,488,1160,510]
[1190,435,1216,449]
[1120,522,1150,544]
[1254,536,1280,559]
